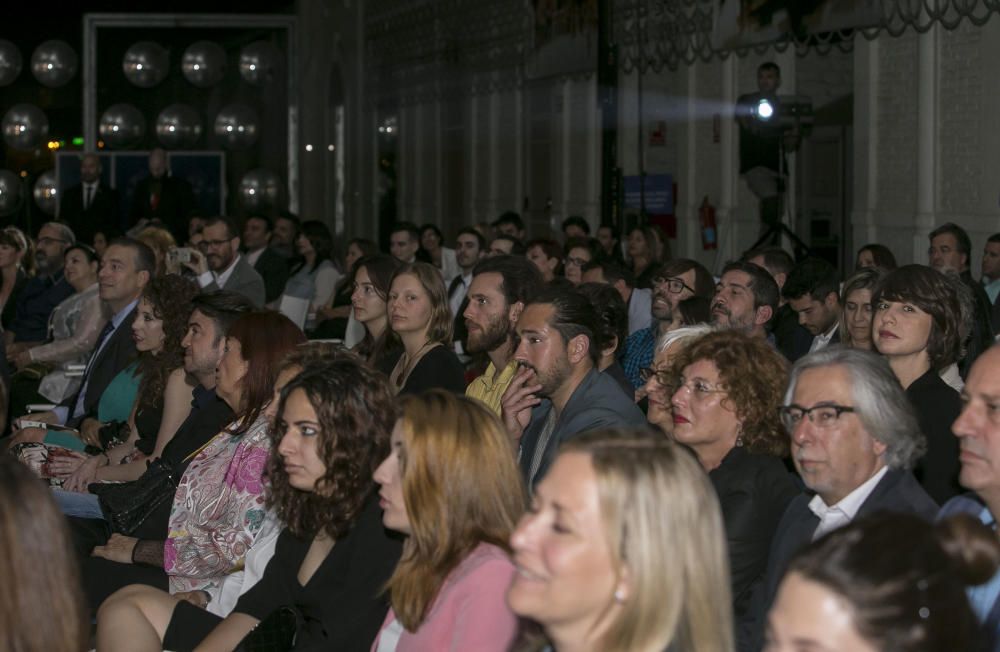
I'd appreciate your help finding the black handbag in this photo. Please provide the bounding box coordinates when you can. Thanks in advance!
[235,605,301,652]
[88,458,179,536]
[97,420,132,450]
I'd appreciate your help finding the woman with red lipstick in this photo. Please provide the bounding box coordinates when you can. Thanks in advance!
[667,330,797,636]
[351,254,402,368]
[386,262,465,395]
[506,428,733,652]
[872,265,964,503]
[371,390,524,651]
[639,324,713,435]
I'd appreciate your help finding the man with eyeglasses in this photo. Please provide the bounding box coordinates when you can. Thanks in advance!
[746,347,935,650]
[938,344,1000,646]
[183,216,265,307]
[619,258,714,391]
[3,223,76,354]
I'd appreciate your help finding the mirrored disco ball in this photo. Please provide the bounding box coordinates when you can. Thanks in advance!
[30,40,78,88]
[238,41,278,85]
[0,170,24,216]
[238,168,282,212]
[33,169,57,215]
[99,103,146,149]
[181,41,226,88]
[213,103,258,149]
[123,41,169,88]
[2,103,48,149]
[155,104,202,149]
[0,39,23,87]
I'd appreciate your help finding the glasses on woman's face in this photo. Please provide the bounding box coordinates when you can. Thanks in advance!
[672,376,726,400]
[778,404,856,431]
[652,276,695,295]
[565,256,589,268]
[639,366,672,388]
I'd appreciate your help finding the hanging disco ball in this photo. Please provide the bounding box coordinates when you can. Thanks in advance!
[238,41,279,86]
[30,40,78,88]
[238,169,282,212]
[123,41,169,88]
[0,39,23,87]
[213,103,258,149]
[0,170,24,216]
[155,104,202,149]
[33,169,58,215]
[181,41,226,88]
[2,103,49,150]
[99,104,146,149]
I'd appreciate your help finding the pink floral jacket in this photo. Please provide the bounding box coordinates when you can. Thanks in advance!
[164,412,271,595]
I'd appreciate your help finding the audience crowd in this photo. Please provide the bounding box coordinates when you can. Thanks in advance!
[3,199,1000,652]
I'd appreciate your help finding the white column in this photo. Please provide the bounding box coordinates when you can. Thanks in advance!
[915,24,939,263]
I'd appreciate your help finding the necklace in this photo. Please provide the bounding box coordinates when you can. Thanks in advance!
[394,340,436,388]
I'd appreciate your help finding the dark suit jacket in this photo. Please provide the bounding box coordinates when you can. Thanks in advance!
[60,305,139,426]
[773,304,812,363]
[744,469,937,651]
[60,183,121,245]
[519,368,646,489]
[203,256,266,307]
[711,446,798,624]
[128,175,195,243]
[249,247,290,305]
[961,271,997,379]
[908,368,963,503]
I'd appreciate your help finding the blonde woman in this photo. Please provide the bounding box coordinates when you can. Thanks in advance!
[386,262,465,395]
[371,390,525,650]
[508,427,733,652]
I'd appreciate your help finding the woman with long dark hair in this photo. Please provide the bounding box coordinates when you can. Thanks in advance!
[286,220,342,328]
[351,254,402,367]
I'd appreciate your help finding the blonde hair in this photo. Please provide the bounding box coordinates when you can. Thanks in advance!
[389,262,453,345]
[557,429,734,652]
[137,225,177,275]
[385,390,526,630]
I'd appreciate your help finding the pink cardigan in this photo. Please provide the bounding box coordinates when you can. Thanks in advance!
[370,542,518,652]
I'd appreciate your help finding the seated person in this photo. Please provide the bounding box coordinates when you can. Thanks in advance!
[98,350,403,651]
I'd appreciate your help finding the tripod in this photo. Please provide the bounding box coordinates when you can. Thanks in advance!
[748,124,810,259]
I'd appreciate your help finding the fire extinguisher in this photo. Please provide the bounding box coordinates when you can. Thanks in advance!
[699,196,717,250]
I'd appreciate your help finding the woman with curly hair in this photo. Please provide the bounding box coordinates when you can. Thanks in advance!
[97,349,402,651]
[668,330,797,631]
[370,390,524,650]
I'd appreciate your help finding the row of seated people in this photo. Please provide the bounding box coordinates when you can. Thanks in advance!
[4,327,1000,651]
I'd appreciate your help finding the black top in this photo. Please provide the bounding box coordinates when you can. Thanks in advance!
[234,493,403,652]
[907,368,963,504]
[10,271,75,342]
[709,445,797,623]
[133,390,166,456]
[397,344,466,396]
[1,268,27,332]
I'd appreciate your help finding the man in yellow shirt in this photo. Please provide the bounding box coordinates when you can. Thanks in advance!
[464,256,543,414]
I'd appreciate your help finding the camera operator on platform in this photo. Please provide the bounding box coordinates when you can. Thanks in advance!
[736,62,801,240]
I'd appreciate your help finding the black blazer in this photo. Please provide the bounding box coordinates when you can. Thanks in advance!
[60,183,122,245]
[128,175,195,243]
[60,305,139,426]
[710,446,797,624]
[907,368,963,503]
[250,247,291,305]
[744,469,938,651]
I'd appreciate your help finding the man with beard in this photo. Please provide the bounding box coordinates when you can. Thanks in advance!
[464,255,543,414]
[500,287,645,488]
[928,222,995,377]
[783,257,842,353]
[710,260,778,340]
[448,228,487,356]
[619,258,714,390]
[184,217,265,307]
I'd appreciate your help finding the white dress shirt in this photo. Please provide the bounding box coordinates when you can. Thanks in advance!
[809,465,888,540]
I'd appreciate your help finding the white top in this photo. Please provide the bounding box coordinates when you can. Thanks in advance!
[375,618,405,652]
[809,321,840,353]
[808,465,888,540]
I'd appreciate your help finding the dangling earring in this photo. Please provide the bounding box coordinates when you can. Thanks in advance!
[735,425,744,447]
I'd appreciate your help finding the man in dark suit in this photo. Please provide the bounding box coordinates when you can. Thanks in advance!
[128,148,195,243]
[11,238,154,441]
[982,233,1000,328]
[501,287,646,489]
[448,228,486,356]
[941,344,1000,648]
[59,153,121,247]
[242,215,289,305]
[184,216,265,307]
[782,257,842,354]
[744,347,936,650]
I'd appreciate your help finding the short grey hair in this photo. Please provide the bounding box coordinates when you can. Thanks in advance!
[42,221,76,246]
[783,347,926,470]
[655,324,715,355]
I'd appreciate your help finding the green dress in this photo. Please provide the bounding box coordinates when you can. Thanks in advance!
[43,362,141,451]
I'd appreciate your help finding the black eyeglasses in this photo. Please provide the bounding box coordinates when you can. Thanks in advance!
[779,404,856,430]
[652,276,695,295]
[639,367,673,387]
